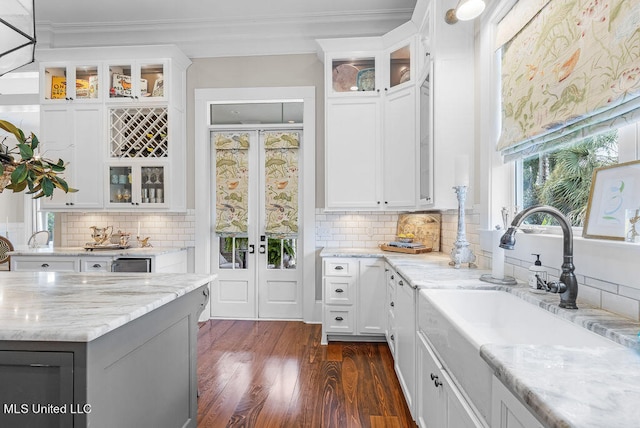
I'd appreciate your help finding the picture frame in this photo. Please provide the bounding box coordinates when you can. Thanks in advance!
[583,159,640,240]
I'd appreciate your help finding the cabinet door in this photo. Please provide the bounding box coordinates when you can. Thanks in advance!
[417,333,446,428]
[492,377,543,428]
[383,86,416,208]
[357,259,386,335]
[39,106,103,210]
[395,274,416,416]
[325,98,381,209]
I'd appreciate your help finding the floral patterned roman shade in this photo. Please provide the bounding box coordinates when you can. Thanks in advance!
[498,0,640,161]
[214,132,249,236]
[264,131,299,237]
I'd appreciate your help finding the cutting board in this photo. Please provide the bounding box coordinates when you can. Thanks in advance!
[380,244,433,254]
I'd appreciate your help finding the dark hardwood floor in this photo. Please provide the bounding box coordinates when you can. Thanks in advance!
[197,320,416,428]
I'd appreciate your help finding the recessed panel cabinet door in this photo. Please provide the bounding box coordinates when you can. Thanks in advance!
[326,98,381,209]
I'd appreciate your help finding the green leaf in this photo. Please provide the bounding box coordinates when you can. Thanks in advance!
[8,180,28,193]
[0,120,25,143]
[42,177,55,197]
[53,176,69,192]
[30,133,39,150]
[11,163,28,183]
[50,163,66,172]
[18,143,33,159]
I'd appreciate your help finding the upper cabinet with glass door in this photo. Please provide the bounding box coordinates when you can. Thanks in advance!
[386,43,413,91]
[41,63,102,103]
[329,54,379,96]
[106,61,167,102]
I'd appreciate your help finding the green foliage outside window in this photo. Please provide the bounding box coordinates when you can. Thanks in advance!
[522,131,618,226]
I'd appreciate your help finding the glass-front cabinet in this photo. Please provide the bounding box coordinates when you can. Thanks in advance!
[330,55,378,94]
[107,61,166,102]
[388,44,412,89]
[107,164,168,208]
[41,63,101,102]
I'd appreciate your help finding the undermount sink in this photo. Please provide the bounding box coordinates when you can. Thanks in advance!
[422,289,623,349]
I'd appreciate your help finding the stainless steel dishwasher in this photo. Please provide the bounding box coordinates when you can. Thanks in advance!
[111,258,152,272]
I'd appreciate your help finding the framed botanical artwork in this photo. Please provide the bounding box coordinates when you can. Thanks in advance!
[583,160,640,240]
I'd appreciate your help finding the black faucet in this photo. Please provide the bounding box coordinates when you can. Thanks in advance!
[499,205,578,309]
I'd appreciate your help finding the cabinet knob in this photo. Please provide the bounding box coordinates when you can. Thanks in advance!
[41,263,49,268]
[390,334,395,341]
[335,316,344,321]
[434,379,443,388]
[390,275,394,280]
[390,301,394,307]
[384,201,388,204]
[92,264,102,268]
[335,288,344,293]
[399,280,404,286]
[334,265,344,270]
[377,201,381,205]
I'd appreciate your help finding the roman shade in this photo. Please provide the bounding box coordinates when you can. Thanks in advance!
[214,132,249,236]
[264,131,299,237]
[498,0,640,161]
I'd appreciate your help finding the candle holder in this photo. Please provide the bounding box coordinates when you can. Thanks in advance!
[449,186,477,269]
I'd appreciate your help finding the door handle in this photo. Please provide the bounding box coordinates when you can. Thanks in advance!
[249,244,255,254]
[259,245,266,254]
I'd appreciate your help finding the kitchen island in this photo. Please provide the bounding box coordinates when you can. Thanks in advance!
[0,271,214,428]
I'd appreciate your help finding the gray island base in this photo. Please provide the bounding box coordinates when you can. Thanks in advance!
[0,272,214,428]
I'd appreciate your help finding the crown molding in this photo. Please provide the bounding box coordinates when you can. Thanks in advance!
[35,9,414,58]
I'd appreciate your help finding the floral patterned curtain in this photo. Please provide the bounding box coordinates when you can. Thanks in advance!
[499,0,640,160]
[214,132,249,236]
[264,131,299,237]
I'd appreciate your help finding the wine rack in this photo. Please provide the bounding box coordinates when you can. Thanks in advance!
[109,107,169,158]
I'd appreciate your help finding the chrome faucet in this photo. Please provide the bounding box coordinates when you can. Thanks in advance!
[499,205,578,309]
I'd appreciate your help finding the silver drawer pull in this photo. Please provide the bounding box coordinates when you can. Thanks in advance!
[41,263,49,268]
[92,264,102,268]
[335,288,344,293]
[334,265,344,270]
[335,316,344,321]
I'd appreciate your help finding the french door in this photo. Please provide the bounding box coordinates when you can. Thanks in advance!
[210,128,302,319]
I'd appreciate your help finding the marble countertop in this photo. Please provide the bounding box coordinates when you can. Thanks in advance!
[9,246,187,257]
[321,247,640,427]
[0,272,215,342]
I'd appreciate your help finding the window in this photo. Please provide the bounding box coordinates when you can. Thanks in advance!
[516,128,633,227]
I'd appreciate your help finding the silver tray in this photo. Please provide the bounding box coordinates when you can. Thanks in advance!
[84,243,131,251]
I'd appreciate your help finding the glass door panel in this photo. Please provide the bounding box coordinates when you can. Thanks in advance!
[389,45,411,88]
[109,64,133,99]
[266,237,297,270]
[331,57,376,93]
[218,237,249,270]
[109,166,132,204]
[140,166,165,205]
[140,63,165,98]
[74,65,99,100]
[44,66,68,100]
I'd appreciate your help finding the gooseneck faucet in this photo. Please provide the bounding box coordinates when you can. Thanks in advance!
[499,205,578,309]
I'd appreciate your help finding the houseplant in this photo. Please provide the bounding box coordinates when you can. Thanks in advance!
[0,119,77,198]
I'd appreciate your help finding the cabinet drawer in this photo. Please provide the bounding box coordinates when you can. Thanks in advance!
[324,277,356,305]
[324,307,354,334]
[12,258,79,272]
[323,259,356,277]
[81,259,112,272]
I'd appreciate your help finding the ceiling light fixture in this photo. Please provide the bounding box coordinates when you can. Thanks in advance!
[0,0,36,77]
[445,0,486,25]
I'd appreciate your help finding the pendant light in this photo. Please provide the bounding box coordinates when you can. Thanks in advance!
[0,0,36,77]
[445,0,486,24]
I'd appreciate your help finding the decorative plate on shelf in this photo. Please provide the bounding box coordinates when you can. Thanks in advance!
[332,64,359,92]
[357,68,375,91]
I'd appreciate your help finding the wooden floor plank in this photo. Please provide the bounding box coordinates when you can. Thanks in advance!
[197,320,416,428]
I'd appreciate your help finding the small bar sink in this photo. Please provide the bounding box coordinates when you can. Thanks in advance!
[422,289,622,349]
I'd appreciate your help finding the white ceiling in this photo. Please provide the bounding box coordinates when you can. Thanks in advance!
[34,0,417,58]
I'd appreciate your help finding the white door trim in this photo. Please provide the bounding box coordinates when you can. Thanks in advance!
[194,86,317,323]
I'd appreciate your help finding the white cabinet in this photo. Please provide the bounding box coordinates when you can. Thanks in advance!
[319,37,418,211]
[37,45,190,212]
[394,267,417,418]
[39,105,104,210]
[321,257,386,344]
[417,331,485,428]
[492,377,543,428]
[386,264,397,356]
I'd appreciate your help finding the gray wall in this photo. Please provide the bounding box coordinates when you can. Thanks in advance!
[185,54,325,209]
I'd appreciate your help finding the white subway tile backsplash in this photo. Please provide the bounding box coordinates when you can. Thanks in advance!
[602,292,640,322]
